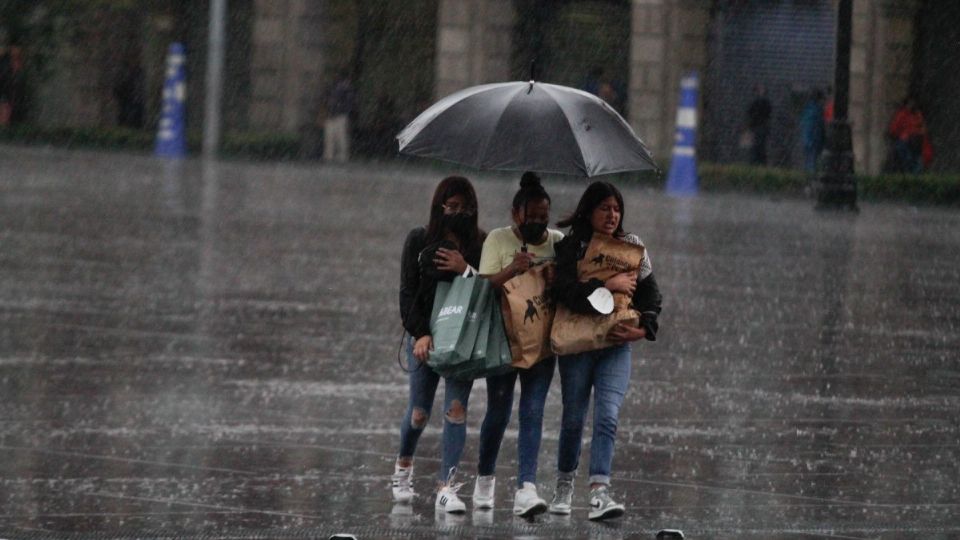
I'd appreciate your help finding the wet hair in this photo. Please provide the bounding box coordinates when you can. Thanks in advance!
[425,175,482,250]
[512,171,551,214]
[556,180,626,239]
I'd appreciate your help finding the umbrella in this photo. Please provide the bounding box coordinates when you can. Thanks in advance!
[396,81,658,177]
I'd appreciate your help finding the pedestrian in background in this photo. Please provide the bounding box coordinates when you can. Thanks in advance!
[888,97,928,173]
[0,45,25,126]
[548,181,661,521]
[471,172,563,517]
[746,83,772,165]
[800,88,826,174]
[113,51,145,129]
[323,69,355,163]
[392,177,485,509]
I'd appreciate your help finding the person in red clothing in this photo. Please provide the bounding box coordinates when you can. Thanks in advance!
[888,97,928,173]
[823,86,834,123]
[0,45,25,126]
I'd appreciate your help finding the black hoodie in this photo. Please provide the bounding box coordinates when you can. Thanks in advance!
[551,231,662,340]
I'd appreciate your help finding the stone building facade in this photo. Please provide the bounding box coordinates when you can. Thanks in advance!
[849,0,918,175]
[20,0,949,174]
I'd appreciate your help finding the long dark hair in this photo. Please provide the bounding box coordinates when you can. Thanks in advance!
[556,181,625,239]
[425,175,482,250]
[512,171,551,213]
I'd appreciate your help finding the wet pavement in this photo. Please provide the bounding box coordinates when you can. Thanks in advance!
[0,144,958,540]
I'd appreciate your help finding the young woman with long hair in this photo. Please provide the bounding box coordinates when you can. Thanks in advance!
[547,181,662,521]
[392,176,485,509]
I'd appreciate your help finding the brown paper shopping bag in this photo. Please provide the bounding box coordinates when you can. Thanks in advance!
[550,234,645,355]
[501,263,555,368]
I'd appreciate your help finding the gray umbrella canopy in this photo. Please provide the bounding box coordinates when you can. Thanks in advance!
[397,81,658,177]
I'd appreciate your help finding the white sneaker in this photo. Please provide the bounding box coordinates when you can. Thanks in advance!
[436,484,467,514]
[513,481,547,517]
[588,485,625,521]
[391,463,415,503]
[473,475,495,509]
[548,475,574,515]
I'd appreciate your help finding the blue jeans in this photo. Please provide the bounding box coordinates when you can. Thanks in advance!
[394,334,480,483]
[556,344,631,486]
[895,139,922,173]
[397,335,440,460]
[475,358,556,487]
[804,146,820,173]
[439,376,473,482]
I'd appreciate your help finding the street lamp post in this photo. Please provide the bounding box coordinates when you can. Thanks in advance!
[815,0,858,210]
[203,0,227,159]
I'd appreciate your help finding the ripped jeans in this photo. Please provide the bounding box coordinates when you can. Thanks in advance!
[439,376,474,483]
[397,335,441,462]
[395,335,489,483]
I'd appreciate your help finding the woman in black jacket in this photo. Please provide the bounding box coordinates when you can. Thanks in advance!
[547,181,662,521]
[392,176,484,509]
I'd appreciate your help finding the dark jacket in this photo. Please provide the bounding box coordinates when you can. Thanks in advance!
[399,227,484,339]
[326,78,356,117]
[747,96,772,130]
[551,232,662,340]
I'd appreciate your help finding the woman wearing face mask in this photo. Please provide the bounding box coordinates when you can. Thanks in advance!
[547,181,661,521]
[464,172,563,516]
[393,176,485,509]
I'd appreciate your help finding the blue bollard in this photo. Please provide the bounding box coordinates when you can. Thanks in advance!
[155,43,187,159]
[666,72,699,197]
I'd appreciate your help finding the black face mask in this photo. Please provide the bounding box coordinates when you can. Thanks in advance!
[442,212,473,237]
[518,221,548,244]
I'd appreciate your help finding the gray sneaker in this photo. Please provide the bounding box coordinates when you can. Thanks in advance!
[588,485,625,521]
[548,475,574,515]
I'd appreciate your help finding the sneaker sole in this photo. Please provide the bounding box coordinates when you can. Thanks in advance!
[588,505,625,521]
[548,504,571,515]
[436,502,467,514]
[514,501,547,517]
[473,499,494,510]
[436,506,467,514]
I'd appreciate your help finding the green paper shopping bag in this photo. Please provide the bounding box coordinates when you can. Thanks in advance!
[448,292,515,381]
[428,268,490,371]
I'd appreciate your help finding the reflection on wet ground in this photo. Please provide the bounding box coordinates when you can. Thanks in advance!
[0,145,958,539]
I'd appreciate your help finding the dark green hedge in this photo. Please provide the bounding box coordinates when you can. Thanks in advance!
[856,172,960,205]
[698,163,808,195]
[0,125,155,149]
[698,162,960,206]
[0,125,301,160]
[2,126,959,206]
